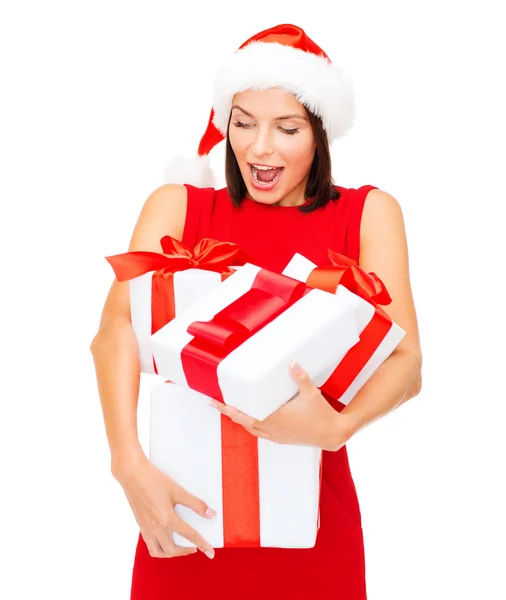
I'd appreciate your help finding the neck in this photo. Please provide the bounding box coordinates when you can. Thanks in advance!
[246,183,309,207]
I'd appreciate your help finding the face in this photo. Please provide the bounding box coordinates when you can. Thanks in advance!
[228,88,317,207]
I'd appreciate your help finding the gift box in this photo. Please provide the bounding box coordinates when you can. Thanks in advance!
[282,251,406,406]
[150,262,361,421]
[149,381,322,548]
[105,236,245,374]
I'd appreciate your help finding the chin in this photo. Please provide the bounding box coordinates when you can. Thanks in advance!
[242,168,286,203]
[247,187,283,205]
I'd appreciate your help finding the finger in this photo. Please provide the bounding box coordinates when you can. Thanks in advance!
[228,407,257,429]
[141,531,163,558]
[289,361,316,393]
[210,401,258,429]
[174,487,217,520]
[219,407,277,440]
[172,545,200,557]
[172,516,215,559]
[141,531,172,559]
[251,428,278,442]
[155,529,198,558]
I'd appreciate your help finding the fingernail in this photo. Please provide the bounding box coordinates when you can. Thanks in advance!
[205,549,215,559]
[290,361,302,375]
[205,507,217,518]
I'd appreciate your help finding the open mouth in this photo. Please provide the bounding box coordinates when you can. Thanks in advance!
[249,164,284,186]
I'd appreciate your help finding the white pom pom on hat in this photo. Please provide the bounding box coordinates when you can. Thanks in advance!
[163,23,355,188]
[162,154,217,189]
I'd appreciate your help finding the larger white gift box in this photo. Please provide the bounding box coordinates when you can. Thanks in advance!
[282,253,406,406]
[149,381,322,548]
[150,263,361,421]
[129,269,224,373]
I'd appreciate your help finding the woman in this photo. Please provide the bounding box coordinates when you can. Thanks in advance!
[90,24,422,599]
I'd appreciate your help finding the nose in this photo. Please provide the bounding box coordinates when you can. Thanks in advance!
[251,126,275,158]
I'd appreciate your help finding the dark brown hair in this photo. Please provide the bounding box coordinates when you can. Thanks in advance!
[225,104,341,212]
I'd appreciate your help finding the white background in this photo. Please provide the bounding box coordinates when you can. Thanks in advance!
[1,1,505,598]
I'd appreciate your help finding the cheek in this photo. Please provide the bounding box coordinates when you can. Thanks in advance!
[279,130,314,159]
[284,142,315,172]
[228,130,247,158]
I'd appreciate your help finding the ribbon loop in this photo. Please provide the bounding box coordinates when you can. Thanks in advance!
[305,249,395,403]
[306,249,392,307]
[327,249,391,305]
[187,319,245,354]
[105,235,247,281]
[182,268,310,401]
[188,287,289,355]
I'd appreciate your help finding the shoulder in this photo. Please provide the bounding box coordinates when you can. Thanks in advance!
[128,183,188,248]
[360,188,405,248]
[359,187,408,272]
[362,187,403,215]
[143,182,188,211]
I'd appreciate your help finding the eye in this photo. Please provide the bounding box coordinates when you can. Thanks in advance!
[233,121,299,135]
[280,127,299,135]
[233,120,252,129]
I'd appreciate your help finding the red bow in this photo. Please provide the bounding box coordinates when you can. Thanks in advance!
[182,268,310,402]
[105,236,249,373]
[105,236,248,281]
[306,250,394,403]
[306,249,391,308]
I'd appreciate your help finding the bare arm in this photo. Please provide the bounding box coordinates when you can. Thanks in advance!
[89,183,216,559]
[339,188,423,436]
[90,183,187,474]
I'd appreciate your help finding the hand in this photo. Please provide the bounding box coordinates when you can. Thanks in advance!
[210,362,353,452]
[112,454,216,559]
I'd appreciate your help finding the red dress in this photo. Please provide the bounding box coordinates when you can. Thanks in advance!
[130,182,378,600]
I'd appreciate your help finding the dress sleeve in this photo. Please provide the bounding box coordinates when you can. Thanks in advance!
[345,184,379,263]
[182,184,216,248]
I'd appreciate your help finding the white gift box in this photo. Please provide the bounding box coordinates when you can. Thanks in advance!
[282,253,406,406]
[129,269,223,373]
[149,382,322,548]
[150,263,361,421]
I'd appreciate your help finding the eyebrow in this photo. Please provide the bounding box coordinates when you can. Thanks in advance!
[231,104,308,121]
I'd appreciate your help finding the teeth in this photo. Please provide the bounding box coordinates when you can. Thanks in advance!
[251,164,280,171]
[252,165,282,185]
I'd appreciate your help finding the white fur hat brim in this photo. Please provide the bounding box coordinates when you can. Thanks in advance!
[211,41,355,143]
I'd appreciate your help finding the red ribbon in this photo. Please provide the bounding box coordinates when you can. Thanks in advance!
[105,236,248,373]
[181,268,309,401]
[181,268,311,547]
[307,250,393,402]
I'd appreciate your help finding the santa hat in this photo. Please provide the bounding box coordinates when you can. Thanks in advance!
[163,23,355,188]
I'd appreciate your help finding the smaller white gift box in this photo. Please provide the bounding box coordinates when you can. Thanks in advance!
[105,236,244,375]
[282,252,406,406]
[150,263,361,421]
[149,382,322,548]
